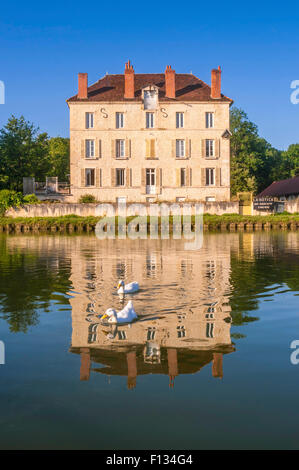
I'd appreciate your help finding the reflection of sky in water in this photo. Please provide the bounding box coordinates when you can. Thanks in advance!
[0,232,299,449]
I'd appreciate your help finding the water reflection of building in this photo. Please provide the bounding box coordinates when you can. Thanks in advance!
[69,235,236,388]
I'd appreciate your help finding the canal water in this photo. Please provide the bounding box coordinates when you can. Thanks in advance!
[0,231,298,449]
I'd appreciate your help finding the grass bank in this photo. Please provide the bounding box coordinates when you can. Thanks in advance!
[0,213,298,233]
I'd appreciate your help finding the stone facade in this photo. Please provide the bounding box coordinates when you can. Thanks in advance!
[67,64,233,203]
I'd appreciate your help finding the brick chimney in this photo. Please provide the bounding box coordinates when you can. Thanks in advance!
[165,65,176,99]
[78,73,88,99]
[211,66,221,99]
[124,60,135,99]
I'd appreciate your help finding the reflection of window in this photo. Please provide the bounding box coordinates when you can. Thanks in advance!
[116,262,126,279]
[88,323,98,343]
[206,323,214,338]
[146,254,156,277]
[177,314,186,322]
[205,313,214,319]
[147,327,156,340]
[206,260,216,280]
[177,325,186,338]
[117,330,126,340]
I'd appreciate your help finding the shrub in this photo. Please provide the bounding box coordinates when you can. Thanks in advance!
[23,194,40,204]
[79,194,97,203]
[0,190,23,216]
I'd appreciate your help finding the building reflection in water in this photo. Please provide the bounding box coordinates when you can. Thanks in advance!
[69,236,236,388]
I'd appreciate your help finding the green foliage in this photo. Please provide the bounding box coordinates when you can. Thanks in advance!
[78,194,97,203]
[0,189,23,216]
[46,137,70,181]
[23,194,40,204]
[0,115,70,191]
[230,107,282,195]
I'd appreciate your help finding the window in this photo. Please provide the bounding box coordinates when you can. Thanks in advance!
[147,327,156,340]
[85,112,94,129]
[180,168,186,187]
[206,168,215,186]
[117,330,127,340]
[176,139,185,158]
[116,112,124,129]
[146,168,155,186]
[205,139,215,157]
[176,112,184,128]
[85,140,95,158]
[85,168,95,186]
[143,89,158,110]
[177,326,186,338]
[116,139,125,158]
[206,112,214,128]
[206,323,214,338]
[116,168,125,186]
[146,112,154,128]
[206,196,216,202]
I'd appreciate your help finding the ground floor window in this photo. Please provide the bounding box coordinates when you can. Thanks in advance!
[85,168,95,186]
[116,168,125,186]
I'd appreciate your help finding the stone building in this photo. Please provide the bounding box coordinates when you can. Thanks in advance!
[67,62,233,203]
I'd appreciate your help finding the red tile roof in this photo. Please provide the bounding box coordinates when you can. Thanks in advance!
[67,73,233,103]
[258,176,299,197]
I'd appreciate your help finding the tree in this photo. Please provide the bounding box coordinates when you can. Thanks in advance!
[0,116,49,191]
[230,107,281,195]
[46,137,70,182]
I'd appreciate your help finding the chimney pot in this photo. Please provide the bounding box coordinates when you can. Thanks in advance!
[78,73,88,99]
[165,65,176,99]
[124,60,135,99]
[211,66,221,99]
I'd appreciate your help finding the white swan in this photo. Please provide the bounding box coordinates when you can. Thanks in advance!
[101,300,138,324]
[117,280,139,294]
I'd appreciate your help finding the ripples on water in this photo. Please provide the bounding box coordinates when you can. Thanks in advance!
[0,231,299,449]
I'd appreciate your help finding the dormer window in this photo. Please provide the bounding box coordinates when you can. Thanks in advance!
[142,85,158,110]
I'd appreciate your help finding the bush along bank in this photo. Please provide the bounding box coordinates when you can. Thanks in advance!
[0,213,298,233]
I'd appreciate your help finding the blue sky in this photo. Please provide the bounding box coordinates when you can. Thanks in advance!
[0,0,299,149]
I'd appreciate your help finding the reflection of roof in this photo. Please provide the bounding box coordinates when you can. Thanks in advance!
[70,345,235,376]
[258,176,299,197]
[67,73,233,103]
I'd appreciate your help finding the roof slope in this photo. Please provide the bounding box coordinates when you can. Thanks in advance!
[258,175,299,197]
[67,73,232,103]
